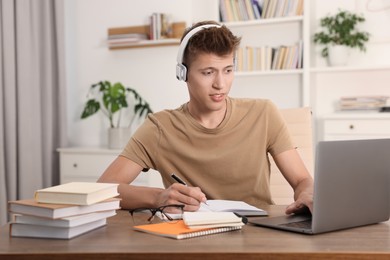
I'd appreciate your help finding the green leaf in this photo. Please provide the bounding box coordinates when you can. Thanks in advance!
[80,99,100,119]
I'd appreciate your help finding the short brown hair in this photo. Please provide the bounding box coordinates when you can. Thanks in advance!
[180,20,241,67]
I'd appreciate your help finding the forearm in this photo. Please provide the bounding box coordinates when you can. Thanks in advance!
[293,176,314,201]
[117,184,164,209]
[96,156,163,209]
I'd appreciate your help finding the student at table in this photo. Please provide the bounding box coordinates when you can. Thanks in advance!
[98,20,313,215]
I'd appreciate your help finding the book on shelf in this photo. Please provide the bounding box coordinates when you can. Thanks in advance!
[34,182,119,205]
[107,33,148,47]
[10,218,107,239]
[183,212,245,229]
[133,220,242,240]
[338,96,389,111]
[237,42,302,72]
[252,0,263,19]
[219,0,304,22]
[8,198,121,219]
[12,210,116,228]
[149,12,172,40]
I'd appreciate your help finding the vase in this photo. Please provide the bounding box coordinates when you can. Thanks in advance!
[108,127,132,149]
[327,45,350,66]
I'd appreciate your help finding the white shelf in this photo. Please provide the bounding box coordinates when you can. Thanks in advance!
[224,16,304,27]
[57,147,122,154]
[235,69,303,77]
[108,38,180,50]
[310,64,390,73]
[322,112,390,119]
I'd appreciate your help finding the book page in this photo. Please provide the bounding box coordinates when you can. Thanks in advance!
[198,200,265,212]
[160,199,266,220]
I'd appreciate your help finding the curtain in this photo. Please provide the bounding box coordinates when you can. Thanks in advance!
[0,0,67,225]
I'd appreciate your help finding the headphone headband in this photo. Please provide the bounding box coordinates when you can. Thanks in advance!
[176,24,222,81]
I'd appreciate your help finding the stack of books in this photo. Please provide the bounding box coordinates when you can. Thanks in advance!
[219,0,304,22]
[236,41,303,72]
[8,182,120,239]
[149,12,172,40]
[107,33,148,48]
[338,96,390,111]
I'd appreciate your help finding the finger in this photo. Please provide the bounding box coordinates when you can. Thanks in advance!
[285,201,311,215]
[173,184,207,204]
[285,202,304,214]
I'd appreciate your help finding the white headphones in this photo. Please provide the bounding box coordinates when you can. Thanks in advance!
[176,24,222,82]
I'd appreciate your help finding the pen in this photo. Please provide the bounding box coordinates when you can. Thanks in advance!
[171,173,187,186]
[170,173,209,205]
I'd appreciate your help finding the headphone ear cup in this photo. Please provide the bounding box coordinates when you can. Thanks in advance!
[176,63,188,82]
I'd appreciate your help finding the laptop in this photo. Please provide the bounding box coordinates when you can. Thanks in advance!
[249,139,390,234]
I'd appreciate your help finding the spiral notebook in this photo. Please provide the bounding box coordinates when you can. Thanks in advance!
[133,220,242,240]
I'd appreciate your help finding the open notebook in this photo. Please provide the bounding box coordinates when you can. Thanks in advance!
[161,199,267,220]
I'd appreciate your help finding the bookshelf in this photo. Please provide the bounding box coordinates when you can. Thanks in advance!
[107,21,186,50]
[221,0,390,144]
[222,0,310,109]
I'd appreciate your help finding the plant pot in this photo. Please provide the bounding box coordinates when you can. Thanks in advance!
[327,45,350,66]
[108,127,132,149]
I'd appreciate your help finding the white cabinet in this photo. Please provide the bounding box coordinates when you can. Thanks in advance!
[57,147,164,188]
[322,113,390,141]
[310,66,390,142]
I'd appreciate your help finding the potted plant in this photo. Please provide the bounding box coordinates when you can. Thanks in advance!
[80,81,153,149]
[313,9,370,66]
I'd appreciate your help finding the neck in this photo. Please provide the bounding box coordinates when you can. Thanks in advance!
[187,100,227,129]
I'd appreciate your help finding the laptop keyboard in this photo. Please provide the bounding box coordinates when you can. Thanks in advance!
[279,219,312,229]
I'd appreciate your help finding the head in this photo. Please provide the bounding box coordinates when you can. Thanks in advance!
[176,21,241,82]
[176,21,241,116]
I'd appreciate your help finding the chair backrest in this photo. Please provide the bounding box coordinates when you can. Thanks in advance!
[269,107,314,205]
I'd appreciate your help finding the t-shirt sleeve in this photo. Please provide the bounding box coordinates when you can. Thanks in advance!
[265,101,294,157]
[120,115,160,170]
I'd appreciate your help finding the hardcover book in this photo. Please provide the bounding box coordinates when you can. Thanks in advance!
[13,210,116,228]
[34,182,119,205]
[8,198,121,219]
[10,218,107,239]
[183,212,245,229]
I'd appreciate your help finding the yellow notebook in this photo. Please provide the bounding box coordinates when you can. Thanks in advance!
[133,220,242,240]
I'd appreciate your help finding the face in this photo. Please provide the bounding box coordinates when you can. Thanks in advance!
[186,52,235,114]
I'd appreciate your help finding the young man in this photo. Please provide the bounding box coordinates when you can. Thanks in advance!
[98,21,313,215]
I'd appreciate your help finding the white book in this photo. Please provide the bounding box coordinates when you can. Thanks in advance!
[10,218,107,239]
[8,198,120,219]
[183,212,245,229]
[34,182,119,205]
[13,210,116,228]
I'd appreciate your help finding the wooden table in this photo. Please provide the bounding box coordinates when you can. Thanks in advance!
[1,205,390,259]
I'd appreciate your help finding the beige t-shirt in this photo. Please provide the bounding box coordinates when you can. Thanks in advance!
[121,97,293,207]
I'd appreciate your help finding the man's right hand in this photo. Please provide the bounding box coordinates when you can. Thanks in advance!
[156,183,207,211]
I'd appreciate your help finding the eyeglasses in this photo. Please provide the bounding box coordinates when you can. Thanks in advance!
[128,204,184,225]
